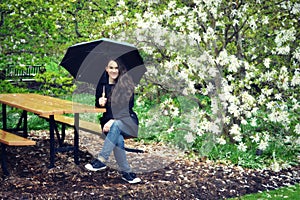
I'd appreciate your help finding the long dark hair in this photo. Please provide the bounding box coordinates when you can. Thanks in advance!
[111,60,135,106]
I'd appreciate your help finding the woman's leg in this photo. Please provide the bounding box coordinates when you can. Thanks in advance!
[98,122,121,161]
[99,120,131,172]
[88,120,140,183]
[113,134,131,173]
[85,122,121,171]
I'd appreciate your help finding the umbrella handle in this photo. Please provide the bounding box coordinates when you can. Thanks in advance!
[102,86,105,98]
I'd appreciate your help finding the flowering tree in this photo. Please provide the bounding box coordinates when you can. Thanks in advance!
[97,0,300,169]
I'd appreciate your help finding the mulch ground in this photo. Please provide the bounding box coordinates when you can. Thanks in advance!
[0,130,299,199]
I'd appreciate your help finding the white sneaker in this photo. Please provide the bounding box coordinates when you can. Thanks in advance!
[121,172,141,184]
[85,159,107,171]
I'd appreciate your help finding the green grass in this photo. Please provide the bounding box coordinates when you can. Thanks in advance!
[230,183,300,200]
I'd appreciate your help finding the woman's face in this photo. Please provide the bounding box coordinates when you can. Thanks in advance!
[106,60,119,83]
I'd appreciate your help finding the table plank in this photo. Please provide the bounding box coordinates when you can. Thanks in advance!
[0,93,105,115]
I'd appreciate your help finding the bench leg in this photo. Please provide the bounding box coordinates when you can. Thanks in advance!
[54,124,64,147]
[49,115,55,168]
[2,104,7,130]
[16,111,28,137]
[1,144,9,176]
[23,111,28,137]
[46,120,65,147]
[74,113,79,165]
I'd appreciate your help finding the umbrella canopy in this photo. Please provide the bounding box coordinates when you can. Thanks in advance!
[60,38,146,85]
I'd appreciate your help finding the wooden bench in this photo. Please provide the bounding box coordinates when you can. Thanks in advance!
[0,129,36,176]
[40,114,144,153]
[40,114,101,134]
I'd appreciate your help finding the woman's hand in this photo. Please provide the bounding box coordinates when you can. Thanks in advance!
[99,97,107,107]
[103,119,115,132]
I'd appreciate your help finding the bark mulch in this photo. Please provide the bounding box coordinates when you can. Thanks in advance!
[0,130,299,199]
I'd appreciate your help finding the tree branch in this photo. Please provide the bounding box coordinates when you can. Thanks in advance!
[0,11,4,27]
[66,10,83,38]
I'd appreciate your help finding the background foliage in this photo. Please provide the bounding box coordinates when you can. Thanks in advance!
[0,0,299,170]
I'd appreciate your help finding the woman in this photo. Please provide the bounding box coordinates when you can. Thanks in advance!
[85,59,141,184]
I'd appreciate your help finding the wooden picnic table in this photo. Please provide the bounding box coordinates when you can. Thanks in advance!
[0,93,105,170]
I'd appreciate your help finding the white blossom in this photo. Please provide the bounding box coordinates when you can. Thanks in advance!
[217,50,229,66]
[262,88,273,96]
[284,136,292,144]
[241,91,255,106]
[295,137,300,145]
[237,142,247,152]
[169,104,179,117]
[270,161,281,172]
[258,139,269,150]
[184,132,195,143]
[118,0,126,7]
[228,103,240,117]
[228,56,239,73]
[274,93,282,100]
[294,124,300,135]
[262,16,269,25]
[230,124,242,142]
[203,27,216,43]
[291,69,300,86]
[241,118,247,125]
[167,126,174,133]
[268,110,290,126]
[263,58,271,68]
[276,46,290,55]
[248,16,257,30]
[216,137,226,145]
[262,70,276,82]
[250,118,257,127]
[250,133,260,143]
[207,121,221,134]
[292,3,300,14]
[292,48,300,62]
[206,82,215,93]
[189,117,199,130]
[275,28,296,47]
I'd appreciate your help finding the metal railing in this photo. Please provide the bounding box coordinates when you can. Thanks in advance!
[1,65,45,82]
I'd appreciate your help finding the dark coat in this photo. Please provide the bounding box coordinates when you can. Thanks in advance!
[95,72,139,137]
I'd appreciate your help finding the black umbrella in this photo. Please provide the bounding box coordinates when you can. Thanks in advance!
[60,38,146,85]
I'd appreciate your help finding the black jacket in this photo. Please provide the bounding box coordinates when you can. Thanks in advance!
[95,72,138,137]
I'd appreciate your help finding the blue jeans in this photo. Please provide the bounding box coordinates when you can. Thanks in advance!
[98,120,131,172]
